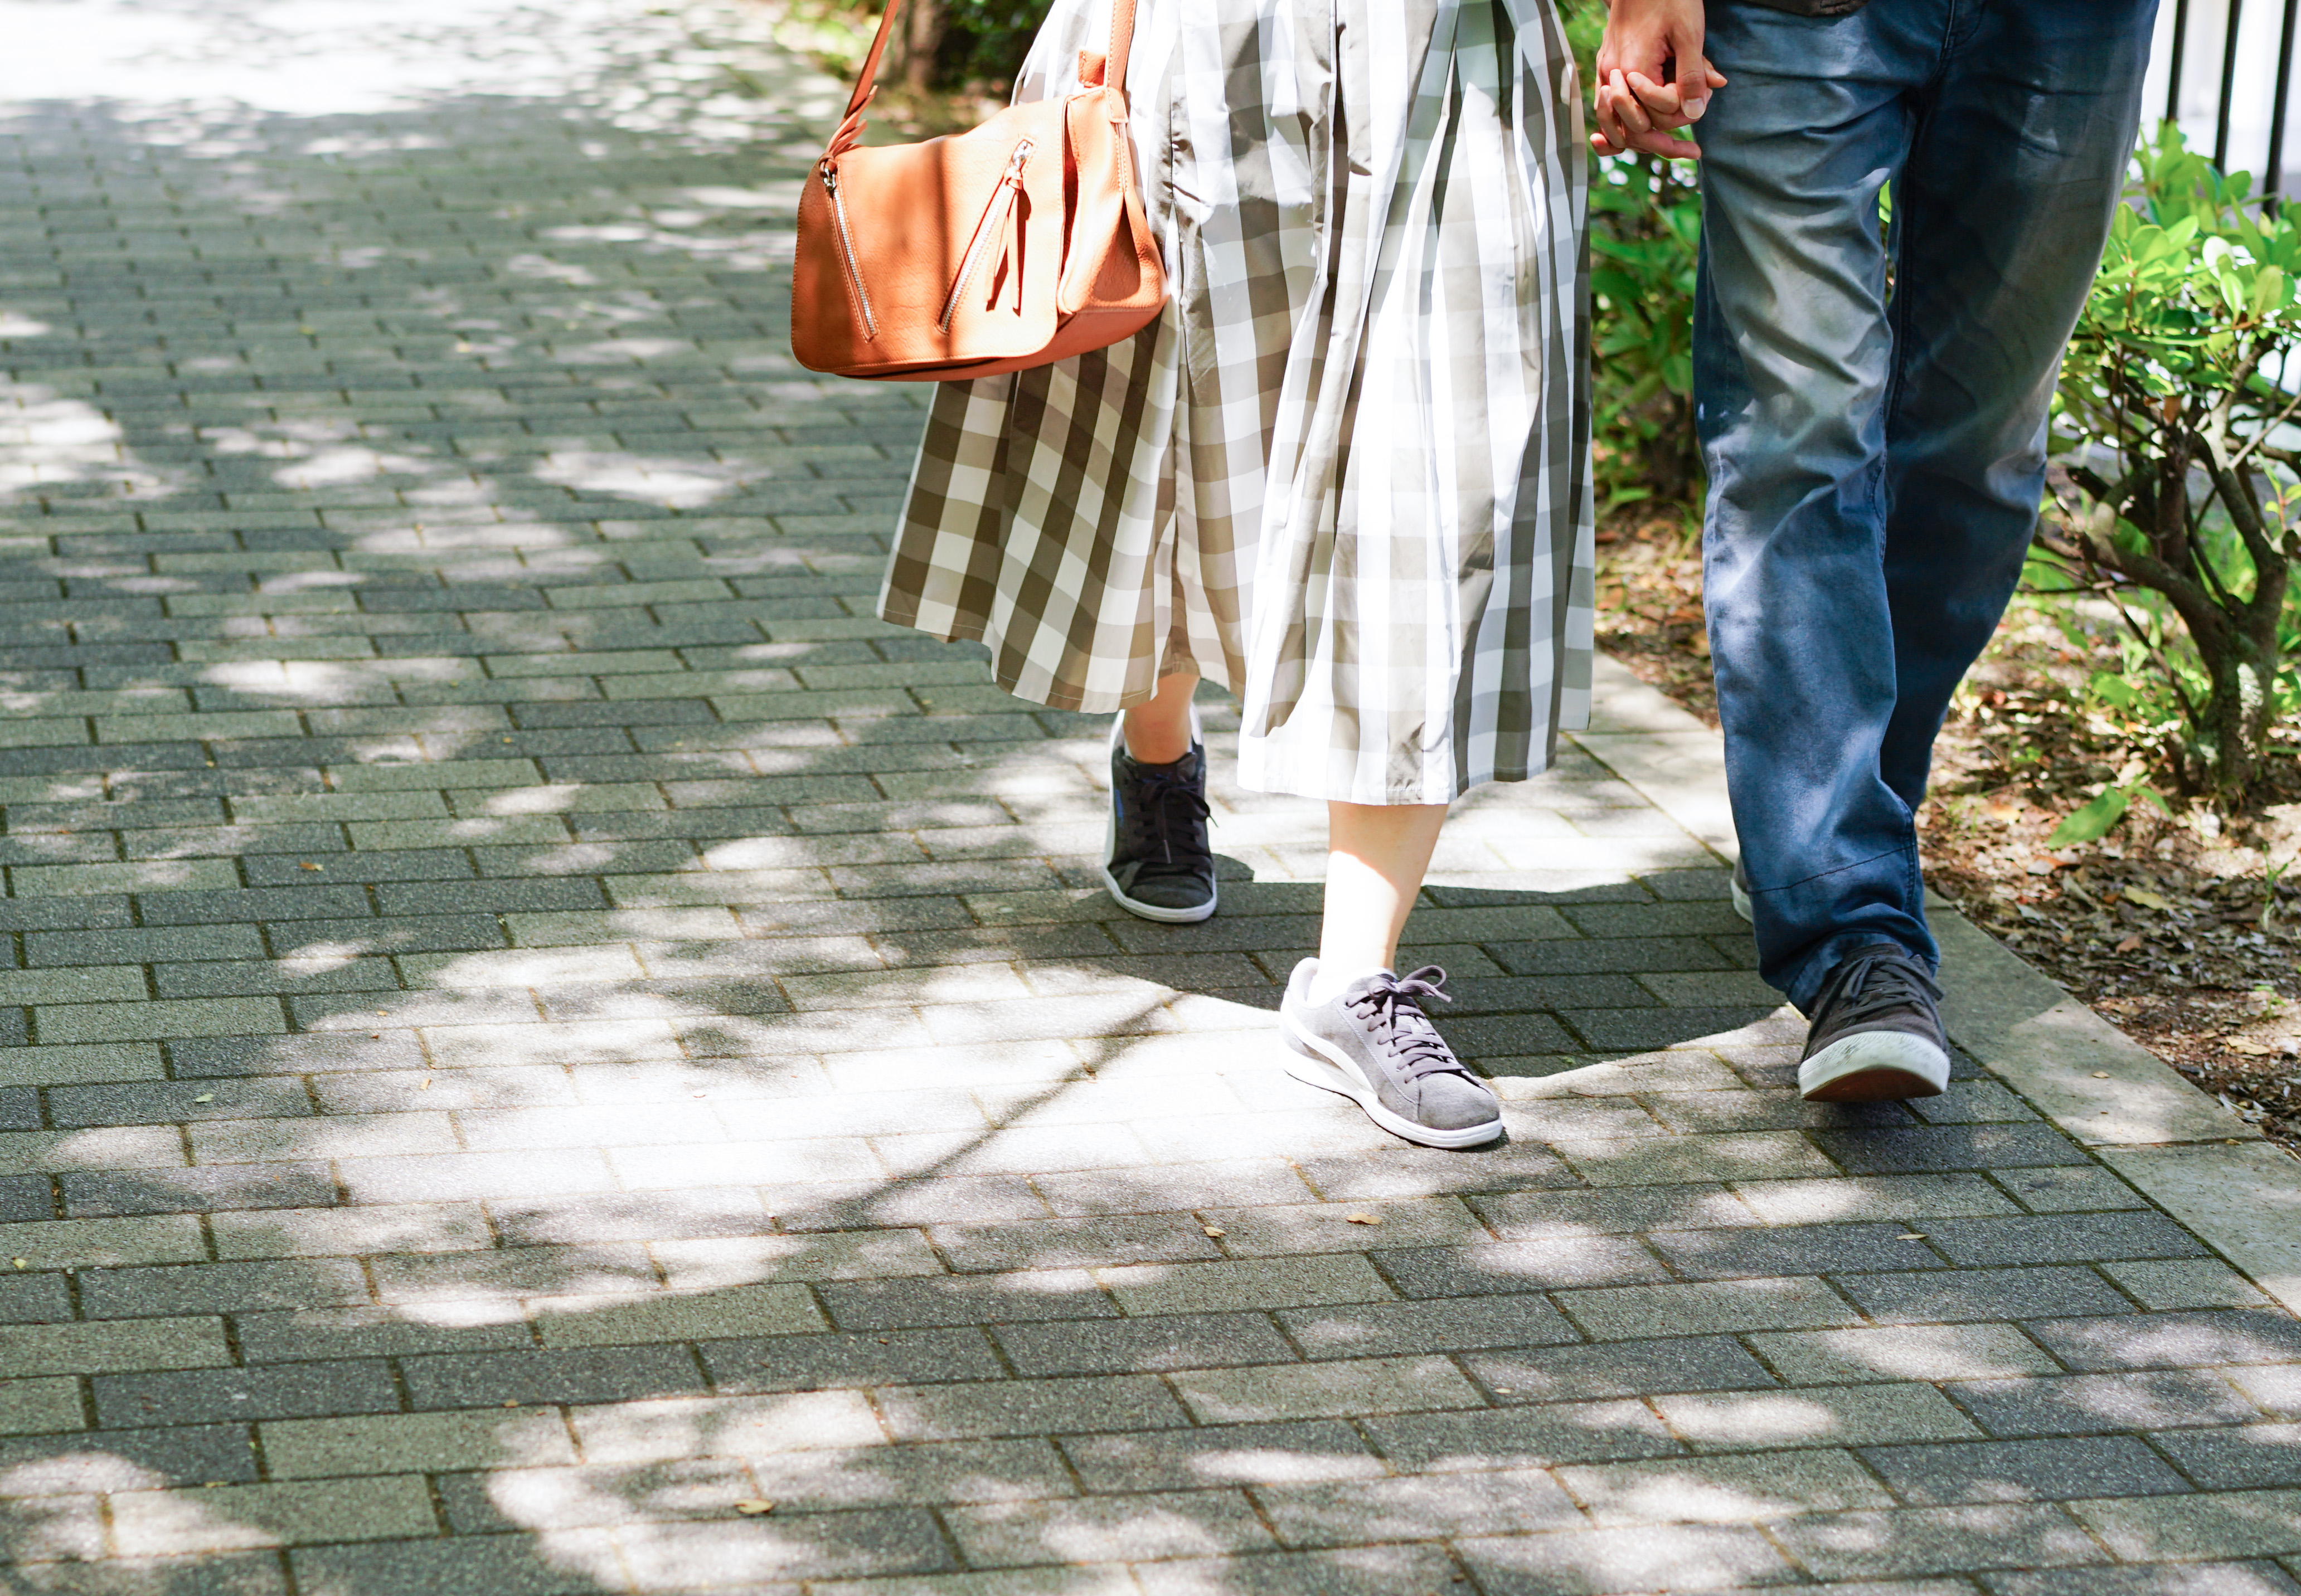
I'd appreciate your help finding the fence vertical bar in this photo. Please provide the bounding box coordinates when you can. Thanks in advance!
[2169,0,2193,123]
[2271,0,2300,197]
[2219,0,2247,168]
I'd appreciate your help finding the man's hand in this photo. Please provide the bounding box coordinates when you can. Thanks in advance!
[1590,0,1726,160]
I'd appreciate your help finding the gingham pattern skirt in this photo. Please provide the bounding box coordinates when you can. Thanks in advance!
[878,0,1592,804]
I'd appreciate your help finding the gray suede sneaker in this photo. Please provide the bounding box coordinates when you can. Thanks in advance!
[1730,859,1753,923]
[1799,941,1951,1102]
[1280,960,1502,1149]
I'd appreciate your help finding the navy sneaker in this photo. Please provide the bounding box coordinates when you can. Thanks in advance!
[1799,942,1952,1102]
[1100,714,1216,923]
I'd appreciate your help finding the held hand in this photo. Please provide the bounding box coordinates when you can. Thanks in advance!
[1590,0,1724,161]
[1589,62,1727,159]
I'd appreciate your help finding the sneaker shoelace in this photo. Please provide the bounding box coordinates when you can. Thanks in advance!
[1346,966,1471,1083]
[1116,757,1212,874]
[1821,947,1943,1029]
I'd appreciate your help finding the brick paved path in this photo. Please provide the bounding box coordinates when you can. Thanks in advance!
[2,4,2300,1593]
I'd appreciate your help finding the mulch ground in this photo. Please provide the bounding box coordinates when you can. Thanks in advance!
[1594,514,2301,1156]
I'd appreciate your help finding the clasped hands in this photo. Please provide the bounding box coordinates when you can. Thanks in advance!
[1590,0,1727,160]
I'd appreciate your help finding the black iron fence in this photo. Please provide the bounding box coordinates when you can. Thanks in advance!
[2158,0,2301,191]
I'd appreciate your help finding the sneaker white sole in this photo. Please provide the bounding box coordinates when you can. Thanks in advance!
[1280,1011,1502,1150]
[1101,710,1216,924]
[1730,870,1753,923]
[1798,1029,1950,1102]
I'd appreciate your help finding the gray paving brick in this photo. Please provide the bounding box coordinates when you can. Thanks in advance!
[398,1344,707,1409]
[1650,1222,1951,1280]
[1918,1211,2212,1268]
[1372,1236,1671,1297]
[0,1175,53,1225]
[0,1422,258,1488]
[1561,1446,1895,1521]
[61,1165,337,1216]
[77,1258,371,1318]
[2151,1424,2301,1489]
[945,1487,1278,1566]
[1749,1322,2061,1385]
[2025,1310,2301,1371]
[93,1361,400,1429]
[1983,1564,2301,1596]
[1557,1275,1862,1340]
[1056,1419,1383,1493]
[1279,1293,1580,1360]
[879,1374,1191,1439]
[2105,1258,2278,1311]
[696,1327,1005,1391]
[1834,1265,2138,1323]
[1458,1523,1795,1595]
[261,1407,577,1477]
[817,1271,1121,1330]
[1810,1123,2094,1174]
[1771,1502,2107,1580]
[1462,1334,1780,1402]
[1947,1371,2264,1437]
[1361,1398,1682,1471]
[292,1535,608,1596]
[1862,1433,2193,1504]
[226,1306,540,1375]
[989,1312,1295,1376]
[2071,1488,2301,1561]
[109,1475,441,1553]
[1258,1465,1585,1544]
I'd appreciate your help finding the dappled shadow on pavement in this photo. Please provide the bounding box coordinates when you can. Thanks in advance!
[4,2,2301,1593]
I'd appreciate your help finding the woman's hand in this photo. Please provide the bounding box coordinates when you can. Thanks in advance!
[1590,0,1726,160]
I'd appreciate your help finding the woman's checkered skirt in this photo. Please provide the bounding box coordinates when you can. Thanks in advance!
[878,0,1593,805]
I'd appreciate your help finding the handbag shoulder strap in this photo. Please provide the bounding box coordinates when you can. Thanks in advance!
[836,0,1140,128]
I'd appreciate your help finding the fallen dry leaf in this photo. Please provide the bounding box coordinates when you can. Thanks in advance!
[734,1501,775,1516]
[2091,1071,2111,1079]
[2114,934,2144,953]
[2123,887,2172,912]
[298,861,323,871]
[1201,1226,1225,1238]
[2227,1039,2273,1056]
[1346,1213,1382,1226]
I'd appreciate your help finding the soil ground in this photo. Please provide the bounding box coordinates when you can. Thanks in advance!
[1595,514,2301,1157]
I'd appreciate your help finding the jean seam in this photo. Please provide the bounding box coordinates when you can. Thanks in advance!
[1755,839,1920,898]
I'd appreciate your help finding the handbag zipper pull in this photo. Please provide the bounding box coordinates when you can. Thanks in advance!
[939,139,1036,333]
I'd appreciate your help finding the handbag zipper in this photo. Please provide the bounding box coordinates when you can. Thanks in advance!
[819,160,877,340]
[939,139,1036,333]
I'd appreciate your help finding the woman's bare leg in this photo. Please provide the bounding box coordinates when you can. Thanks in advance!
[1311,800,1448,1000]
[1122,668,1200,763]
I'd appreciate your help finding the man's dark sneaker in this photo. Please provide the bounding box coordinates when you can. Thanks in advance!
[1281,960,1502,1148]
[1730,858,1753,923]
[1101,714,1216,923]
[1799,942,1951,1102]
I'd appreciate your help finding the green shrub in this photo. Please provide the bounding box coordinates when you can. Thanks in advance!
[2041,126,2301,812]
[1563,8,1706,522]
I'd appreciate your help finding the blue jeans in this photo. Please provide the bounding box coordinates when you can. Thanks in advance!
[1694,0,2157,1013]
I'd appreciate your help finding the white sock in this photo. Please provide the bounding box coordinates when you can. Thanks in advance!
[1307,962,1393,1008]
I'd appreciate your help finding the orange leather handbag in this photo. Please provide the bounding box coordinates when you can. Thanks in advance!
[789,0,1166,381]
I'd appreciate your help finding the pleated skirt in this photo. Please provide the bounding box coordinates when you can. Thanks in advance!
[878,0,1593,804]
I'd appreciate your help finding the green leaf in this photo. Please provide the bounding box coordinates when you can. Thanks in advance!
[2047,786,2133,846]
[2088,671,2141,708]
